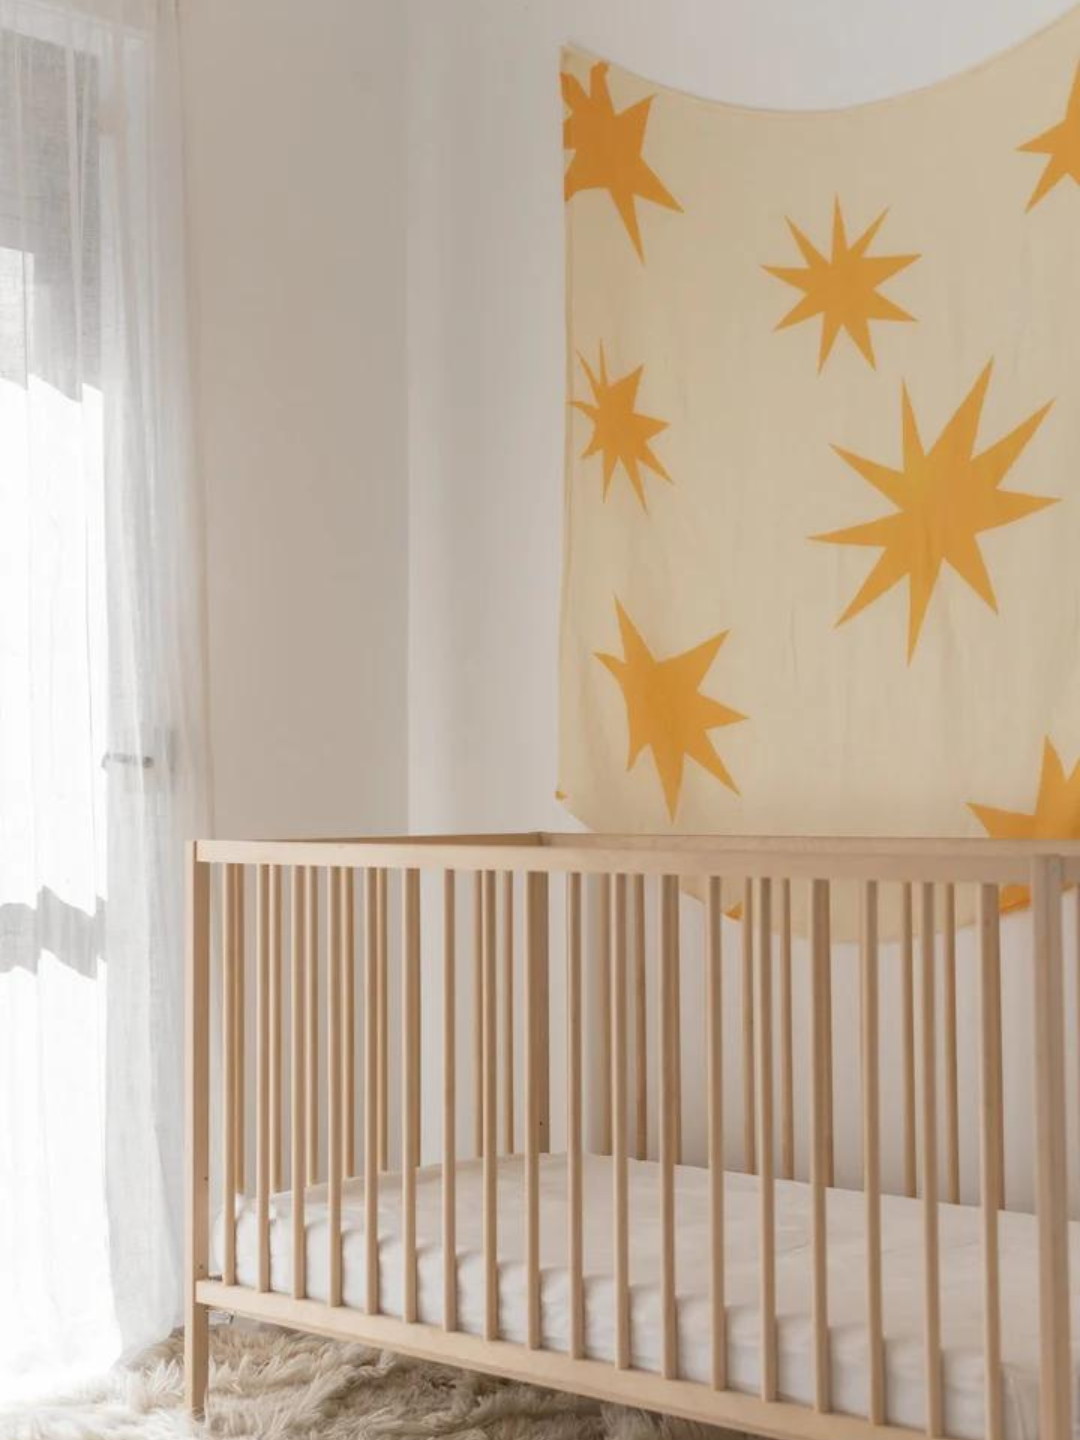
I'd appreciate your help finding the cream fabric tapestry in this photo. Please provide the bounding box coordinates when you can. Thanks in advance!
[558,12,1080,888]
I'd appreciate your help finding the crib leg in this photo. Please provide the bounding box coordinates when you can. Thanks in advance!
[184,1300,210,1416]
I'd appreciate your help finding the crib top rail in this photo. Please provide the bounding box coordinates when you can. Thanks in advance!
[195,831,1080,885]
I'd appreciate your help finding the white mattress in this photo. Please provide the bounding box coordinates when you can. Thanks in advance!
[213,1153,1080,1439]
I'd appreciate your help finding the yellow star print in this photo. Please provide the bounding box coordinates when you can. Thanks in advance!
[596,600,745,820]
[814,362,1055,660]
[970,738,1080,910]
[571,346,671,508]
[1019,62,1080,210]
[562,60,682,260]
[764,200,918,370]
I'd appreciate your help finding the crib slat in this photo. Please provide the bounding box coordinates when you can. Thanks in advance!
[500,872,515,1155]
[977,884,1002,1440]
[234,867,246,1194]
[901,882,917,1199]
[822,889,835,1191]
[474,871,484,1161]
[780,878,794,1181]
[221,866,237,1286]
[567,872,585,1359]
[269,865,284,1193]
[290,866,306,1299]
[633,874,647,1162]
[442,871,457,1331]
[920,882,943,1436]
[364,870,380,1315]
[809,879,830,1413]
[659,873,678,1380]
[304,866,319,1187]
[377,867,389,1173]
[256,865,272,1293]
[598,873,613,1155]
[402,868,420,1322]
[706,876,726,1390]
[1031,857,1072,1440]
[943,882,960,1205]
[343,869,356,1177]
[525,871,546,1349]
[742,877,756,1174]
[985,886,1005,1211]
[483,869,499,1340]
[327,868,344,1307]
[757,877,777,1402]
[612,873,630,1369]
[861,880,884,1424]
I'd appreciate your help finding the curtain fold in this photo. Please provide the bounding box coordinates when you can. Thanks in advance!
[0,0,208,1399]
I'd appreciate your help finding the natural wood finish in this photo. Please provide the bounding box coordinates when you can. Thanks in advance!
[221,865,237,1287]
[502,871,514,1156]
[597,873,613,1156]
[377,867,389,1172]
[234,866,246,1194]
[860,881,884,1425]
[742,877,756,1174]
[809,879,830,1415]
[364,869,380,1315]
[291,866,307,1300]
[919,883,942,1437]
[900,883,916,1200]
[442,871,457,1331]
[199,1279,932,1440]
[984,881,1005,1211]
[659,874,678,1380]
[670,877,682,1165]
[327,868,344,1307]
[706,877,726,1391]
[256,865,272,1293]
[402,868,420,1322]
[611,873,630,1369]
[566,872,585,1360]
[977,884,1002,1440]
[942,883,960,1206]
[483,870,499,1340]
[304,866,319,1187]
[757,878,777,1403]
[183,845,210,1416]
[342,868,356,1177]
[525,871,545,1349]
[270,865,284,1193]
[474,871,484,1161]
[779,878,794,1182]
[633,874,647,1161]
[1030,857,1072,1440]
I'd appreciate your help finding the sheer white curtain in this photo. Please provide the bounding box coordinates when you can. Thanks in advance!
[0,0,207,1400]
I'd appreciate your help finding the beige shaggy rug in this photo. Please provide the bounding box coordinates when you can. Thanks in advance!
[0,1324,739,1440]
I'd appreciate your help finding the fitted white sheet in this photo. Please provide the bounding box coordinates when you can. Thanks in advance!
[213,1153,1080,1439]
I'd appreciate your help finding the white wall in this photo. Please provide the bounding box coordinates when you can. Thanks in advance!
[180,0,409,838]
[405,0,1074,837]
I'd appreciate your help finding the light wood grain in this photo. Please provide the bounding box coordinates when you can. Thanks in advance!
[611,873,630,1369]
[706,877,726,1391]
[900,883,916,1200]
[183,846,210,1415]
[943,883,959,1206]
[256,865,271,1293]
[402,868,420,1322]
[566,872,584,1360]
[977,884,1002,1440]
[291,867,307,1300]
[483,870,499,1340]
[525,871,544,1349]
[757,878,776,1403]
[633,874,647,1162]
[343,868,356,1178]
[809,879,830,1415]
[442,871,457,1331]
[270,865,284,1193]
[659,874,678,1380]
[780,878,794,1182]
[377,867,389,1173]
[304,866,319,1187]
[919,883,942,1436]
[221,865,237,1287]
[597,873,613,1156]
[502,871,514,1156]
[364,869,380,1315]
[327,868,343,1307]
[742,877,756,1175]
[861,881,884,1424]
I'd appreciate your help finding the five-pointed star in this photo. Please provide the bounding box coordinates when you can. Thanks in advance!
[814,362,1055,660]
[1019,63,1080,210]
[571,346,671,508]
[970,738,1080,909]
[764,200,919,370]
[562,60,682,260]
[596,600,746,820]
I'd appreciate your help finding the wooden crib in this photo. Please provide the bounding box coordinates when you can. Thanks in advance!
[184,834,1077,1440]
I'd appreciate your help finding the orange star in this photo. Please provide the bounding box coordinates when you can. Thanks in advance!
[764,201,918,370]
[571,346,671,508]
[814,362,1055,660]
[969,738,1080,910]
[1019,63,1080,211]
[562,60,682,260]
[596,601,745,820]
